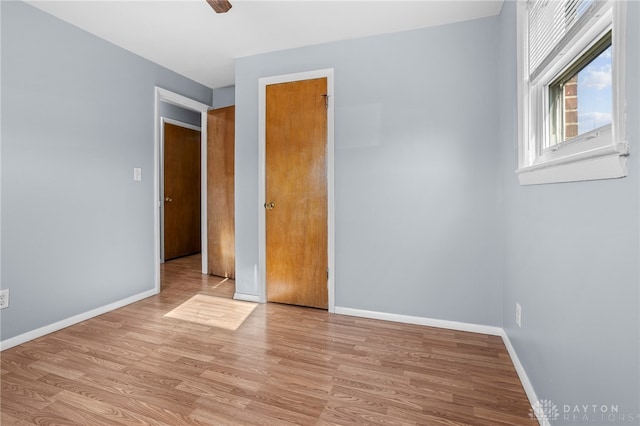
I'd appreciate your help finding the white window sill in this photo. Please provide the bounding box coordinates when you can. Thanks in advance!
[516,143,629,185]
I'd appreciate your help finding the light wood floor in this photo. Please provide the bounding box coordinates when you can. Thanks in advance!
[1,255,533,425]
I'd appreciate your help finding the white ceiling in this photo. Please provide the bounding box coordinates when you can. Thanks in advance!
[27,0,504,89]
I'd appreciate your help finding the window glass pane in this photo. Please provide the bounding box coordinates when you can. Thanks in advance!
[577,45,612,134]
[547,42,612,147]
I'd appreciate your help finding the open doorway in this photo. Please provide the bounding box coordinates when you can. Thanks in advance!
[153,87,210,293]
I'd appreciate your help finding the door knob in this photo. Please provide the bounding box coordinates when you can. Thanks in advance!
[165,197,173,202]
[264,202,275,210]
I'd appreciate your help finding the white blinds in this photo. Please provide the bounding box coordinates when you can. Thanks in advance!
[528,0,607,81]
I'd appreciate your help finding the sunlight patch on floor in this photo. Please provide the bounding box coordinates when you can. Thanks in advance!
[164,294,257,330]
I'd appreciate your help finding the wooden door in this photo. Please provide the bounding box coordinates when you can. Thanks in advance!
[265,78,328,309]
[207,106,235,278]
[164,122,201,261]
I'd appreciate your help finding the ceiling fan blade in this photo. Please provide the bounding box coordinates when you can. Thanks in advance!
[206,0,232,13]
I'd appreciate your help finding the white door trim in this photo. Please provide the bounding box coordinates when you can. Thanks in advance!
[162,117,202,132]
[159,117,202,264]
[154,87,210,293]
[257,69,336,313]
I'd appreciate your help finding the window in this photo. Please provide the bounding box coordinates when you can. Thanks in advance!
[516,0,627,185]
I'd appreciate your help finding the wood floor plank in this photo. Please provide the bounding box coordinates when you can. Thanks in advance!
[0,375,59,411]
[175,377,251,408]
[50,389,168,426]
[1,254,533,425]
[1,410,36,426]
[319,403,417,426]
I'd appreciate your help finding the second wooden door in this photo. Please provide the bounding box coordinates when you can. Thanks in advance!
[265,78,328,309]
[207,106,235,278]
[164,122,201,261]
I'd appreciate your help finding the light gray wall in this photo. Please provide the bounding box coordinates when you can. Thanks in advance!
[235,16,503,325]
[1,1,212,341]
[212,85,235,108]
[499,1,640,422]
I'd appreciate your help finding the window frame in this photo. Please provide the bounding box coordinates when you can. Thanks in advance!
[516,0,628,185]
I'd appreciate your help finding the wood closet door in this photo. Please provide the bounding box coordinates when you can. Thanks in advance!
[207,106,235,278]
[265,78,328,309]
[164,122,201,261]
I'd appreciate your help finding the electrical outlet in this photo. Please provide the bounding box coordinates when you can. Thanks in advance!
[516,302,522,328]
[0,289,9,309]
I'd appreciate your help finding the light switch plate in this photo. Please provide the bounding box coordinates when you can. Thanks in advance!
[0,289,9,309]
[133,168,142,181]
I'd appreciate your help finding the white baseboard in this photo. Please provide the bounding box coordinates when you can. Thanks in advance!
[500,330,546,426]
[334,306,503,336]
[0,288,158,351]
[233,292,260,303]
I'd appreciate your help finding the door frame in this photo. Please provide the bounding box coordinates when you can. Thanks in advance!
[257,69,335,313]
[154,87,210,292]
[159,117,202,263]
